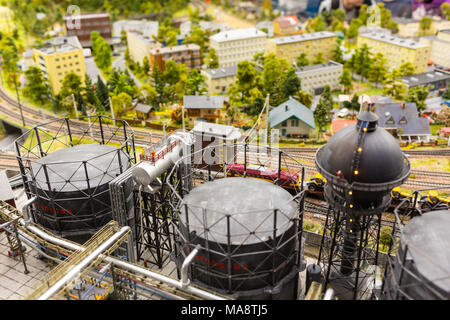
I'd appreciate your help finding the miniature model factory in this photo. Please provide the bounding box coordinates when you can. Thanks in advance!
[0,104,449,300]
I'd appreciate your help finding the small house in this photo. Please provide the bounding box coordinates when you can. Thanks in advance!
[269,97,315,138]
[373,102,431,142]
[135,103,155,121]
[183,95,225,127]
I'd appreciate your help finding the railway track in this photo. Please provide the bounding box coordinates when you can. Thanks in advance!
[0,87,164,147]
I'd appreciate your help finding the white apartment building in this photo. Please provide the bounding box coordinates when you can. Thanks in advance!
[113,20,158,38]
[420,29,450,69]
[296,61,343,96]
[209,28,267,68]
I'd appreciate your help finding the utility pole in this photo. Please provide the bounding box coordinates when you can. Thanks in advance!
[72,93,79,120]
[109,96,116,127]
[13,71,25,127]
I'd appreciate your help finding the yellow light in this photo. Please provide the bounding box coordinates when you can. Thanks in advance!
[350,219,353,222]
[354,170,359,175]
[349,190,353,195]
[350,204,353,208]
[363,128,367,132]
[357,147,362,152]
[350,229,353,233]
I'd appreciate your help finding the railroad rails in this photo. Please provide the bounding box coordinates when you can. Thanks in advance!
[0,88,164,146]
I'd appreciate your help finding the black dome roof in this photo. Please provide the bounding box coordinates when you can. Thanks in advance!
[315,106,410,188]
[317,124,406,184]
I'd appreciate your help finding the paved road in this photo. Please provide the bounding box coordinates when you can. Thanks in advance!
[112,54,142,88]
[85,57,105,84]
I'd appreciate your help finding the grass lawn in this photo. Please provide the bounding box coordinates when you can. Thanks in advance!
[410,157,450,172]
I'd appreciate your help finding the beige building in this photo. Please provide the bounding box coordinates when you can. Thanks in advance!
[33,36,86,94]
[420,29,450,69]
[393,17,450,38]
[357,33,430,74]
[266,31,337,66]
[201,66,237,95]
[126,30,161,65]
[209,28,267,68]
[296,61,343,96]
[149,44,201,72]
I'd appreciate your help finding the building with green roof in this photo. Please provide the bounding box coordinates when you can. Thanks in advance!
[269,97,315,138]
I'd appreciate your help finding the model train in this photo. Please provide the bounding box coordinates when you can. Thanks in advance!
[225,164,300,190]
[225,163,449,216]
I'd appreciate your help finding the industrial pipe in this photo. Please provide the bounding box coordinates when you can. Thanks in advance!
[21,196,37,223]
[19,220,227,300]
[181,244,201,289]
[36,224,131,300]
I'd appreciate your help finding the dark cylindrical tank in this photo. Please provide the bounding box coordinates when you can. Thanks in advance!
[383,210,450,300]
[315,109,410,213]
[29,144,130,243]
[178,177,300,299]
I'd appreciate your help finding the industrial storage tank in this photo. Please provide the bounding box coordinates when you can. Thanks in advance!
[15,117,135,244]
[315,107,410,213]
[383,210,450,300]
[178,177,302,300]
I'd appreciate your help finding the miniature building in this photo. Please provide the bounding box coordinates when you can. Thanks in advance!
[373,102,431,142]
[201,65,237,94]
[183,95,225,126]
[273,15,302,36]
[400,70,450,98]
[266,31,338,66]
[191,122,242,171]
[126,30,162,65]
[269,97,315,138]
[209,28,267,68]
[393,17,450,38]
[33,36,86,94]
[113,20,158,38]
[357,33,430,74]
[135,103,155,121]
[256,21,274,37]
[331,119,357,135]
[419,29,450,69]
[296,60,343,96]
[64,12,112,47]
[149,44,201,72]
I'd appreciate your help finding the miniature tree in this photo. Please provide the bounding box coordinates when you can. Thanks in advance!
[368,53,388,86]
[406,86,429,115]
[340,69,353,94]
[296,53,309,67]
[206,48,219,69]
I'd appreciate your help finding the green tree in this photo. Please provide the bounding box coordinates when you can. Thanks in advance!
[312,52,325,65]
[343,94,360,112]
[406,86,429,114]
[94,40,112,72]
[296,53,309,67]
[170,106,183,124]
[382,69,408,101]
[111,92,132,116]
[442,3,450,20]
[340,69,353,94]
[23,66,49,104]
[83,74,103,112]
[107,68,137,97]
[60,72,82,99]
[206,47,219,69]
[227,60,263,106]
[314,99,331,134]
[0,37,20,85]
[354,44,372,78]
[263,54,290,105]
[419,16,433,34]
[90,31,101,54]
[165,30,178,47]
[184,26,210,56]
[368,53,388,86]
[95,76,110,110]
[310,15,325,32]
[398,62,415,77]
[185,69,206,95]
[138,84,158,106]
[282,68,301,99]
[163,60,182,86]
[379,226,393,250]
[347,18,362,39]
[296,90,313,108]
[150,63,166,107]
[333,39,344,64]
